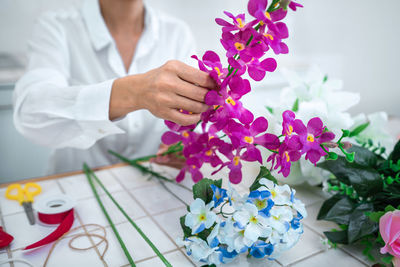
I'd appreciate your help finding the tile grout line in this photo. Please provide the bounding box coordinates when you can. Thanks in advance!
[109,169,196,266]
[338,247,369,266]
[55,179,107,266]
[119,248,181,266]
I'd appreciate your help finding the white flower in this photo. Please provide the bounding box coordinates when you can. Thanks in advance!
[185,198,216,234]
[259,179,291,205]
[226,183,246,209]
[266,206,293,234]
[290,189,307,218]
[220,219,252,253]
[351,112,394,153]
[180,236,217,263]
[233,203,272,244]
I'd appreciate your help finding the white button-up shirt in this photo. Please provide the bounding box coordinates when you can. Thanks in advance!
[13,0,196,174]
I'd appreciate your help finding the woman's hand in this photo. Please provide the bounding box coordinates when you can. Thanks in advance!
[109,60,217,125]
[150,143,186,169]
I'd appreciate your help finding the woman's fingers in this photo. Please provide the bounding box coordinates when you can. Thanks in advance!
[176,62,217,89]
[168,109,201,126]
[176,79,209,103]
[171,95,209,114]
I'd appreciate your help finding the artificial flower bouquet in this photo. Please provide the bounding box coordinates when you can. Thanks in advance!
[178,170,307,265]
[317,140,400,266]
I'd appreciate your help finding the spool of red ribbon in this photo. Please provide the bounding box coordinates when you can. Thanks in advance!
[24,195,75,250]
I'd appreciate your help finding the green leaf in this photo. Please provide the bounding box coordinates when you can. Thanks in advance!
[192,178,222,204]
[347,145,378,167]
[349,122,370,137]
[324,230,348,245]
[265,106,274,114]
[249,166,278,192]
[180,215,192,239]
[381,255,394,264]
[366,211,385,222]
[347,203,378,243]
[292,98,299,112]
[317,194,355,224]
[318,157,383,197]
[323,75,328,83]
[389,140,400,163]
[385,205,396,212]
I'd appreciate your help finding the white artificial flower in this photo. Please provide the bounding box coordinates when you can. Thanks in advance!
[233,203,272,243]
[258,179,291,205]
[290,189,307,218]
[220,219,252,253]
[226,183,246,209]
[185,198,216,234]
[351,112,394,153]
[266,206,293,234]
[180,236,217,263]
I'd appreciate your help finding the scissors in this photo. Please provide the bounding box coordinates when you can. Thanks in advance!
[5,183,42,225]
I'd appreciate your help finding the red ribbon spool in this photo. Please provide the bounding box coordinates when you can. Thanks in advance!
[24,195,75,250]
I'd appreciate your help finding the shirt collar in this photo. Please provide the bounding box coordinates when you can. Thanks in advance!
[81,0,159,53]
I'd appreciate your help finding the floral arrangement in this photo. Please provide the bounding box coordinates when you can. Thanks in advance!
[178,173,307,265]
[316,140,400,266]
[160,0,344,186]
[265,66,394,185]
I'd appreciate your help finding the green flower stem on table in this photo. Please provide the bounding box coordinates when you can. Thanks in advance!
[84,164,136,267]
[108,149,191,192]
[83,164,173,267]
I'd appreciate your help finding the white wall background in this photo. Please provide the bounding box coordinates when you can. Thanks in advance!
[0,0,399,181]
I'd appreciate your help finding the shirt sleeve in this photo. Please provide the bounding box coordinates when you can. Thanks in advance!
[13,13,124,150]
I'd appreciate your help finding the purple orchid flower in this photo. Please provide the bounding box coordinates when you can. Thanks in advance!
[293,117,336,164]
[218,144,245,184]
[282,110,296,137]
[247,57,277,81]
[192,50,228,85]
[215,11,257,33]
[204,76,254,129]
[267,137,302,177]
[176,157,204,183]
[221,28,265,61]
[227,117,280,163]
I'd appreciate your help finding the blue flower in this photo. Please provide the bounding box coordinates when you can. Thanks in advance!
[290,212,303,230]
[217,247,238,263]
[247,190,274,217]
[249,240,274,258]
[210,184,227,207]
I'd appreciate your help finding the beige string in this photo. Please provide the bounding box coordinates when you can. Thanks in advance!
[43,224,109,267]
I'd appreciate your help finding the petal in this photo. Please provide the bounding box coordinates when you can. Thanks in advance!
[243,146,263,164]
[205,90,223,106]
[161,131,181,145]
[245,223,262,242]
[293,119,307,135]
[307,117,324,136]
[255,133,280,149]
[229,167,242,184]
[270,8,287,21]
[250,117,268,135]
[176,169,186,183]
[260,58,277,72]
[203,50,220,64]
[248,65,266,81]
[275,22,289,39]
[204,212,217,228]
[239,108,254,125]
[215,18,231,27]
[306,150,322,164]
[319,132,335,143]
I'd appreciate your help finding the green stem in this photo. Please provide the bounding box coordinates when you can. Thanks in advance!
[108,150,191,192]
[84,164,136,267]
[84,164,173,267]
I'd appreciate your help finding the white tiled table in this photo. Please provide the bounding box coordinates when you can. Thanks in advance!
[0,163,372,267]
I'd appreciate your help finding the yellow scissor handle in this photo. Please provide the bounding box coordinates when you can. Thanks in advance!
[5,183,42,204]
[24,183,42,202]
[5,184,25,205]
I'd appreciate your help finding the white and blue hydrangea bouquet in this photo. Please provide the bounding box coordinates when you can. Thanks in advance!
[177,167,307,266]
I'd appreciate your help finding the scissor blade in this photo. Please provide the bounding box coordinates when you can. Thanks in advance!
[22,202,35,225]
